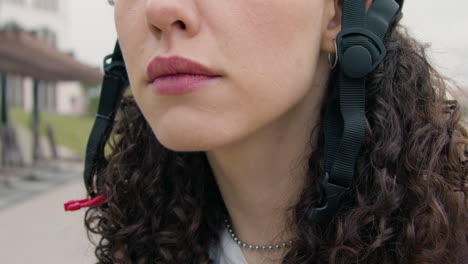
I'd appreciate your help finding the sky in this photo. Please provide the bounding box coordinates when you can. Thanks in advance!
[66,0,468,87]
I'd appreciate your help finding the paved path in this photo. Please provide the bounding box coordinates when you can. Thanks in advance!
[0,125,98,263]
[0,161,83,211]
[0,178,97,264]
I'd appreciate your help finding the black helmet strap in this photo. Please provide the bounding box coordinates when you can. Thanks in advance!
[83,41,128,197]
[307,0,403,225]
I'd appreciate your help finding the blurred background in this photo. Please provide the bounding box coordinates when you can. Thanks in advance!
[0,0,466,263]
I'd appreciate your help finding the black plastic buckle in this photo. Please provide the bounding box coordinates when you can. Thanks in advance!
[307,172,350,224]
[336,27,387,79]
[396,0,405,11]
[103,54,127,77]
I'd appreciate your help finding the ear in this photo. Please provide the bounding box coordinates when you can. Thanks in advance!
[321,0,373,54]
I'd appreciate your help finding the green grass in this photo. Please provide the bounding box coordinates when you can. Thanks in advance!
[10,107,94,156]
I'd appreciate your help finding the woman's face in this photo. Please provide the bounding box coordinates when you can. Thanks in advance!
[114,0,337,151]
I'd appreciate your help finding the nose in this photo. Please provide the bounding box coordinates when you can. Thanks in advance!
[145,0,199,38]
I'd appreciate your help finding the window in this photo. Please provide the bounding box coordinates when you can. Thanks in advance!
[6,0,26,6]
[33,0,59,12]
[38,81,57,112]
[35,27,57,47]
[6,74,25,109]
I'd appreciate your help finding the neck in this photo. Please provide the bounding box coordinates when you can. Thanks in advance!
[205,55,330,263]
[206,80,325,249]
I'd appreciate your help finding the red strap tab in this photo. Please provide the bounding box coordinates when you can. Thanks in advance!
[64,195,107,211]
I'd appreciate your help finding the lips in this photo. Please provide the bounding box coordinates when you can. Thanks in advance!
[146,56,220,82]
[146,56,221,95]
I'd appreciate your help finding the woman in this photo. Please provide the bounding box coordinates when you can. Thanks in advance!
[70,0,467,263]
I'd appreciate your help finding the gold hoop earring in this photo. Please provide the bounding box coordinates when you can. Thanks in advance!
[328,40,338,70]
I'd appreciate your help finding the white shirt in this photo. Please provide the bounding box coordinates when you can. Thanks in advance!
[209,228,249,264]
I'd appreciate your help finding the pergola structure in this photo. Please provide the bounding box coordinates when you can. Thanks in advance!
[0,29,102,82]
[0,28,103,166]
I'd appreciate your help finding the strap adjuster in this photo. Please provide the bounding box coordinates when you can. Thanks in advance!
[103,54,127,77]
[307,172,351,223]
[337,27,387,79]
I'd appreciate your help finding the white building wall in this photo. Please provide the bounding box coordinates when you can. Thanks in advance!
[56,81,84,115]
[23,77,33,112]
[0,0,68,49]
[0,0,85,115]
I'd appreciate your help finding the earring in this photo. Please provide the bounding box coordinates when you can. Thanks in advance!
[328,40,338,70]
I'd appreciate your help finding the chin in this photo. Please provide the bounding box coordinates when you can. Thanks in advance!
[150,122,234,152]
[156,133,213,152]
[143,107,251,152]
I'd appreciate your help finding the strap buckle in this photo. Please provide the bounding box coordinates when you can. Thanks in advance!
[336,27,387,79]
[307,172,350,224]
[103,54,127,77]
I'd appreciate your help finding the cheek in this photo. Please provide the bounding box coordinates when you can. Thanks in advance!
[114,2,146,98]
[220,2,324,121]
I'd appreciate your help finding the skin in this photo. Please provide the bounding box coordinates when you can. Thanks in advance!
[113,0,371,263]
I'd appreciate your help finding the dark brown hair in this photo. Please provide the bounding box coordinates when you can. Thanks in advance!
[85,10,467,264]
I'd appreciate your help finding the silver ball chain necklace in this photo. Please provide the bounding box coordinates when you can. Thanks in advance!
[224,217,297,251]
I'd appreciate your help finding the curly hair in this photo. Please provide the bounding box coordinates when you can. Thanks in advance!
[84,10,468,264]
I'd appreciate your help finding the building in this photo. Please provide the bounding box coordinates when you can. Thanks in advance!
[0,0,88,115]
